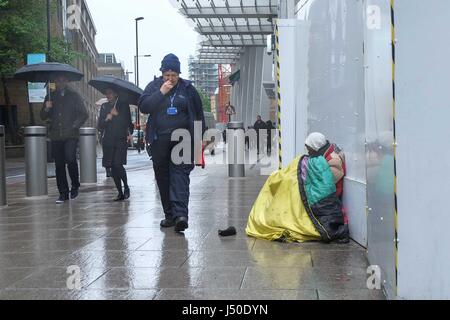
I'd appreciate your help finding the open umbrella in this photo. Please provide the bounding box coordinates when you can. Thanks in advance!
[14,62,84,102]
[88,75,143,106]
[14,62,84,82]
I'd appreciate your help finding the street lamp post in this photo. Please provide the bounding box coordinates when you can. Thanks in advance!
[134,54,152,85]
[47,0,51,56]
[125,71,133,81]
[135,17,144,153]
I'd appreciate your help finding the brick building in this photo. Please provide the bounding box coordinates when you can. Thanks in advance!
[0,0,100,150]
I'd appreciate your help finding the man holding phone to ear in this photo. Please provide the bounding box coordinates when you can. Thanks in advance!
[139,54,206,233]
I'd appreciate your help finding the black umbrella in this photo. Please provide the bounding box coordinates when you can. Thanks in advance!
[88,75,143,106]
[14,62,84,82]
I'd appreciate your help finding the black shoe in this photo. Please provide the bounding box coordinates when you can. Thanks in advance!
[332,225,350,244]
[160,218,175,228]
[114,194,125,202]
[124,187,130,200]
[331,237,350,244]
[70,189,79,200]
[56,195,69,204]
[174,217,189,233]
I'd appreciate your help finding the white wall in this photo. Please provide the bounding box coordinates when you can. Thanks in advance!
[296,0,368,246]
[395,0,450,299]
[364,0,397,300]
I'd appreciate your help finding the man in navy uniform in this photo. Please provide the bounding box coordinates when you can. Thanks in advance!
[139,54,205,233]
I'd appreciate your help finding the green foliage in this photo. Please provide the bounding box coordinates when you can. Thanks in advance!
[198,89,212,113]
[0,0,79,78]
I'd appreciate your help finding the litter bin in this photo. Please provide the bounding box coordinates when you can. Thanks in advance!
[0,126,6,206]
[25,126,48,197]
[79,128,97,184]
[227,121,245,178]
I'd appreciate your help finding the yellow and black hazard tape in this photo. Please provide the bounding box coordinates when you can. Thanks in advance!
[391,0,399,296]
[275,22,282,169]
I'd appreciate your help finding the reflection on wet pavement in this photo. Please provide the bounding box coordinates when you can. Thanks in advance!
[0,153,384,300]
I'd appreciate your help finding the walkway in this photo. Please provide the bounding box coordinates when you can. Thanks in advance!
[0,150,385,300]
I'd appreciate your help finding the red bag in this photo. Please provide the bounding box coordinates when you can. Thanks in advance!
[195,146,206,169]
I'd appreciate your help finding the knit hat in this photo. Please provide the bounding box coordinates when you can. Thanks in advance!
[160,53,181,74]
[305,132,327,152]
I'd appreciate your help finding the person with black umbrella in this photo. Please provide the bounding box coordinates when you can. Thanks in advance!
[40,74,89,204]
[97,88,134,201]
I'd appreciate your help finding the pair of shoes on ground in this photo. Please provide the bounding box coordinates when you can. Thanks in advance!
[114,187,130,202]
[56,189,79,204]
[160,216,189,232]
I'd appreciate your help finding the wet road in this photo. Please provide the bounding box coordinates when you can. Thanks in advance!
[5,149,152,184]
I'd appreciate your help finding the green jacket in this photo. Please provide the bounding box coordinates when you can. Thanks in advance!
[40,88,89,141]
[304,156,336,206]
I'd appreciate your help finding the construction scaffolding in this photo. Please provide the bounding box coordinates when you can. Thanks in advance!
[218,64,232,123]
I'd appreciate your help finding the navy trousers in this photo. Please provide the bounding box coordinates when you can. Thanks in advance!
[151,137,195,220]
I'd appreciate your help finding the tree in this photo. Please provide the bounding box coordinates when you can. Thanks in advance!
[198,89,212,113]
[0,0,79,144]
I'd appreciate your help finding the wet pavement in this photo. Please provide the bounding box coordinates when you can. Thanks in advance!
[0,149,385,300]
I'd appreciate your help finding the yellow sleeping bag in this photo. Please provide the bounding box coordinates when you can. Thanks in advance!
[246,156,321,243]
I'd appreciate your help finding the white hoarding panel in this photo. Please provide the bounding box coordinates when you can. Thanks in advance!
[364,0,396,300]
[278,19,299,166]
[296,0,367,246]
[395,0,450,299]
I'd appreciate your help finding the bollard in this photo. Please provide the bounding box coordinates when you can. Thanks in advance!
[227,121,245,178]
[79,128,97,184]
[0,126,6,206]
[25,126,48,197]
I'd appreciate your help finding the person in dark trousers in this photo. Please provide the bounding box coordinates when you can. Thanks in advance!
[145,117,153,159]
[139,53,206,233]
[41,75,88,204]
[266,120,275,155]
[254,116,267,155]
[97,88,134,201]
[98,127,112,178]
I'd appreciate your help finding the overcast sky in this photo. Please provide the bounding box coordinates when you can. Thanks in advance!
[86,0,199,88]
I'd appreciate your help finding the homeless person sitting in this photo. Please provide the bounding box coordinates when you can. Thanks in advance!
[246,132,349,244]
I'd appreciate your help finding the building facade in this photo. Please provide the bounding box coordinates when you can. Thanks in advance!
[64,0,100,128]
[98,53,127,80]
[0,0,100,151]
[188,56,218,97]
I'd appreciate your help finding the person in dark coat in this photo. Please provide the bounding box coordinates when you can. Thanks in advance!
[97,88,134,201]
[138,53,206,233]
[40,75,88,204]
[98,124,112,178]
[254,116,267,155]
[266,120,275,155]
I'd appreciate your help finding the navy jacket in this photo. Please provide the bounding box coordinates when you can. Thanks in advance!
[138,77,205,146]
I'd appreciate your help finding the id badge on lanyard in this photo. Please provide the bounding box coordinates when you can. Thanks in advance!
[167,85,179,116]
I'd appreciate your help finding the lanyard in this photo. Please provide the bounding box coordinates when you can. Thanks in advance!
[169,84,179,107]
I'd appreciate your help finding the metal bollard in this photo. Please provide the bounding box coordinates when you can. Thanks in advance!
[227,121,245,178]
[0,126,6,206]
[79,128,97,184]
[25,126,48,197]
